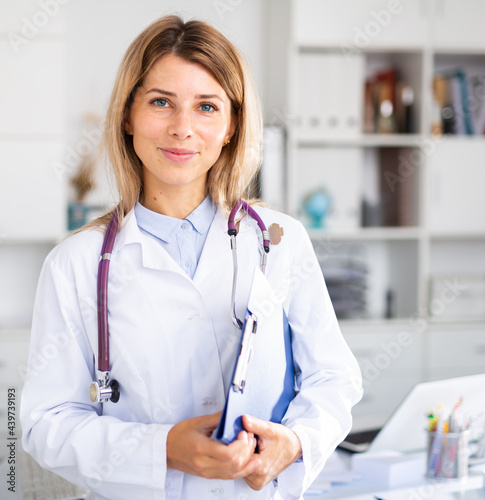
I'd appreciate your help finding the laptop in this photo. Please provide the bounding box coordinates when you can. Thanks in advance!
[339,373,485,453]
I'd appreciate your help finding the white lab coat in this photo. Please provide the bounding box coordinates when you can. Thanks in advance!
[20,205,362,500]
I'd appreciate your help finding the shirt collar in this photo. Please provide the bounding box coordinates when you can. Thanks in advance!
[134,195,216,243]
[186,195,216,235]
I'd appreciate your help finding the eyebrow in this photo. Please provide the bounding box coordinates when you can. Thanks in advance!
[145,88,224,101]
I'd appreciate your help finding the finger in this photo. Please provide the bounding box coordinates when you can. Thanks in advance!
[185,429,260,480]
[234,457,262,478]
[203,431,254,464]
[196,411,223,431]
[229,429,257,450]
[217,455,262,480]
[199,456,262,480]
[198,444,262,479]
[223,431,257,460]
[247,431,257,450]
[235,429,257,450]
[236,430,249,442]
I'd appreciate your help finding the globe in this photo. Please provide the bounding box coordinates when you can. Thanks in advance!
[303,189,332,228]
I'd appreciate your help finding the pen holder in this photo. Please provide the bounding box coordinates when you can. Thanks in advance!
[426,430,469,479]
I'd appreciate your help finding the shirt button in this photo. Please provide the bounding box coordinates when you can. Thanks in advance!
[210,487,224,495]
[202,398,216,408]
[185,260,192,267]
[181,222,189,230]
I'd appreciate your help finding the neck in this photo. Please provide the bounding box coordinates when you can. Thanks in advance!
[141,186,206,219]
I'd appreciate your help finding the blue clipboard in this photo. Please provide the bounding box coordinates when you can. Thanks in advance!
[215,268,295,444]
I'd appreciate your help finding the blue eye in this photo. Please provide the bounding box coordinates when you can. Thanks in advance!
[200,103,216,112]
[153,98,168,107]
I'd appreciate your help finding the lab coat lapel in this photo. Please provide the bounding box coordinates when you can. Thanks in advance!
[193,207,231,286]
[113,209,189,276]
[193,206,262,297]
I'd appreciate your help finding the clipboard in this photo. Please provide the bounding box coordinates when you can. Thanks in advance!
[215,268,295,444]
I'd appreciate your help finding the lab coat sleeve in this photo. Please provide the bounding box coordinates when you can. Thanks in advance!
[276,222,363,499]
[20,253,171,500]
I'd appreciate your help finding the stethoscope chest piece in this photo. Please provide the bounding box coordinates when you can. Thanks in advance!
[90,371,120,404]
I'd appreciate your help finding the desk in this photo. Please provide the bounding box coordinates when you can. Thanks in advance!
[304,451,485,500]
[1,448,484,499]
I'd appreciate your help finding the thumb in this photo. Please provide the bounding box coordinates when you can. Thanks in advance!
[242,414,270,435]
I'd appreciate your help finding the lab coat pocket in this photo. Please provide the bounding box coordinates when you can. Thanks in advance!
[101,336,152,422]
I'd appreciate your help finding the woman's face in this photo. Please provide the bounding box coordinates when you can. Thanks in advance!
[126,54,235,200]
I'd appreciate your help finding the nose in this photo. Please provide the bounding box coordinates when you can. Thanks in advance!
[168,108,193,140]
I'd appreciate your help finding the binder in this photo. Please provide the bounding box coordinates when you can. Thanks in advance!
[455,70,474,135]
[215,268,296,444]
[296,51,364,140]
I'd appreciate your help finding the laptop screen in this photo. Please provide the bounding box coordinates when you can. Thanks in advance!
[367,373,485,453]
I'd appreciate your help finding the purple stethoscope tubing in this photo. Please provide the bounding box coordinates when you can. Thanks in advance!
[228,199,270,252]
[97,207,120,373]
[227,199,270,328]
[93,199,269,403]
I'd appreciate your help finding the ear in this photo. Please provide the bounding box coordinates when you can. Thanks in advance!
[123,119,133,136]
[122,103,134,135]
[226,117,237,143]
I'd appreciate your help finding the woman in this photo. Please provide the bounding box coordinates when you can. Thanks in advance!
[21,15,362,500]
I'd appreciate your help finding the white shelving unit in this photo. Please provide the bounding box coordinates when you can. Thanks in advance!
[268,0,485,425]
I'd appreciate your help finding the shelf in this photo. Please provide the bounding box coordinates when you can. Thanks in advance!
[339,317,422,332]
[0,329,30,340]
[307,226,423,241]
[431,135,485,143]
[427,316,485,326]
[309,228,485,242]
[0,237,60,245]
[426,319,485,330]
[297,44,425,54]
[0,133,64,141]
[434,47,485,56]
[430,232,485,241]
[362,134,425,147]
[295,134,426,148]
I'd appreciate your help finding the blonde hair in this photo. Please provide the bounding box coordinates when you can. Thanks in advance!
[86,15,262,231]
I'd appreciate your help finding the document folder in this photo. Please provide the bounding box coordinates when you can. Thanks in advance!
[215,268,295,444]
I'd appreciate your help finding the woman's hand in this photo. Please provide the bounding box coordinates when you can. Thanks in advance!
[166,412,260,479]
[242,414,302,491]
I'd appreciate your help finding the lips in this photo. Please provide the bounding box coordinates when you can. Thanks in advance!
[159,147,198,163]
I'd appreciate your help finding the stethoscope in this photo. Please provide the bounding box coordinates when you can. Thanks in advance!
[89,199,270,404]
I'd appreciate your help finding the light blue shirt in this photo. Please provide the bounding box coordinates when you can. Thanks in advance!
[134,196,216,279]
